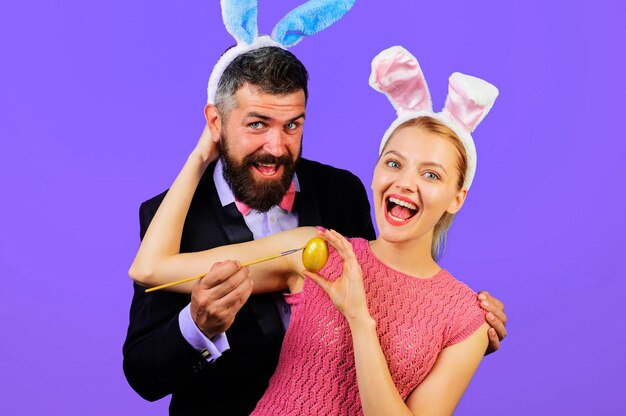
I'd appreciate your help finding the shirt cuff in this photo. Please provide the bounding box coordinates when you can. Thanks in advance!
[178,303,230,362]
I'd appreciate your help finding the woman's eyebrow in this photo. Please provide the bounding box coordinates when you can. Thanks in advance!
[381,150,405,160]
[420,162,448,174]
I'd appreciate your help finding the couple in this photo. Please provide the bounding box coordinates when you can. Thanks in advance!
[124,43,508,415]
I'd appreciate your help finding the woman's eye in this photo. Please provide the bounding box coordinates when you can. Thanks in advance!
[386,160,400,169]
[424,172,440,181]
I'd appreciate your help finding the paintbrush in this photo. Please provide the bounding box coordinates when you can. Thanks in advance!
[144,246,305,293]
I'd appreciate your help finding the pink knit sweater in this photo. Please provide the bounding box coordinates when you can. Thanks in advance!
[251,238,485,415]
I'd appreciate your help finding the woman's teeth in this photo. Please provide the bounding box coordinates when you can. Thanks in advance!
[387,197,418,221]
[388,197,417,211]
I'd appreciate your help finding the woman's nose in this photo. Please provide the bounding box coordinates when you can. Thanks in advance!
[395,170,418,193]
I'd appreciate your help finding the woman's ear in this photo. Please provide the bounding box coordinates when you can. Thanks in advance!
[204,104,222,143]
[447,188,468,215]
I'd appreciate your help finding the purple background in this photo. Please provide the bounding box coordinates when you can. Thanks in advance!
[1,1,624,414]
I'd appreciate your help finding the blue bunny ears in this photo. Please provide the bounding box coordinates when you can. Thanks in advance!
[207,0,356,103]
[222,0,355,48]
[221,0,258,46]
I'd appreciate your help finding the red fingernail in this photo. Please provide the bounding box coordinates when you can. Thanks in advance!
[316,226,327,232]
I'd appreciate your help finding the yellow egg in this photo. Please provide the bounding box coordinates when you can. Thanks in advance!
[302,237,329,273]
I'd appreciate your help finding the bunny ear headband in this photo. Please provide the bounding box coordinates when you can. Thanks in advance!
[206,0,356,104]
[369,46,499,189]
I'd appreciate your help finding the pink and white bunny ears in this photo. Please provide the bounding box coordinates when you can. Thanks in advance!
[206,0,356,104]
[370,46,499,189]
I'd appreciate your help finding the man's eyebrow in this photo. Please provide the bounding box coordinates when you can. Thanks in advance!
[243,112,306,123]
[244,112,272,121]
[288,113,306,123]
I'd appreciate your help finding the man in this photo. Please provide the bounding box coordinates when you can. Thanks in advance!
[123,47,507,415]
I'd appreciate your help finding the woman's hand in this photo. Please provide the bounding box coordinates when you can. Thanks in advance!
[304,229,372,323]
[191,124,219,166]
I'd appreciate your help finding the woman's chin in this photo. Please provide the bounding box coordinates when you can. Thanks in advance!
[376,220,432,248]
[376,227,412,244]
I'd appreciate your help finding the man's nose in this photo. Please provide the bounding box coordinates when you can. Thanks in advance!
[262,129,288,157]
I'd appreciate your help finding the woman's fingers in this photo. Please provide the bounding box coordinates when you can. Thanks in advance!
[318,229,357,263]
[317,229,364,288]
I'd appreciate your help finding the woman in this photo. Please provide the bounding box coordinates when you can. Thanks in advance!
[130,47,499,415]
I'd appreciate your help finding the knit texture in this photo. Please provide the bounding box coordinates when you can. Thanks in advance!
[251,238,485,415]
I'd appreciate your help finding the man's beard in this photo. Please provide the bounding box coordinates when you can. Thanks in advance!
[219,133,301,213]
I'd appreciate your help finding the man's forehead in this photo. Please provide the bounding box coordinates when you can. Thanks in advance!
[236,83,304,102]
[234,84,306,119]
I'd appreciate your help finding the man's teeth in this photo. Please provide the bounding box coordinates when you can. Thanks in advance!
[256,163,277,175]
[388,197,417,211]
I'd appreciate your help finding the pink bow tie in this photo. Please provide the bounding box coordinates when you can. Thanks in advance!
[234,181,296,216]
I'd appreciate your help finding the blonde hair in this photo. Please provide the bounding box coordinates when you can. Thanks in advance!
[386,116,468,260]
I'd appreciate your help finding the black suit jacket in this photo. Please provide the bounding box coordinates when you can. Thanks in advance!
[123,158,375,415]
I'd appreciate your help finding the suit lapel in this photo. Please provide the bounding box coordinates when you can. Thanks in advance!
[208,195,254,244]
[199,164,252,244]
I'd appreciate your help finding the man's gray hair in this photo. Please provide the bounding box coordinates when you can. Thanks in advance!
[215,47,309,119]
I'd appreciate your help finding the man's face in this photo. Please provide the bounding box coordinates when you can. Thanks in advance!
[218,84,306,212]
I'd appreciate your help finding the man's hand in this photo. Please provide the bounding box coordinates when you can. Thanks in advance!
[478,291,508,355]
[190,260,253,339]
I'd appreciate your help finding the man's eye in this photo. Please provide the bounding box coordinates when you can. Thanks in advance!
[285,122,298,130]
[386,160,400,169]
[249,122,264,129]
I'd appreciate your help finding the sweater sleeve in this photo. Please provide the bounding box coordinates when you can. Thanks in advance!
[443,281,486,348]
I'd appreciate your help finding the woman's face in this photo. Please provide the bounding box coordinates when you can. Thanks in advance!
[372,125,467,245]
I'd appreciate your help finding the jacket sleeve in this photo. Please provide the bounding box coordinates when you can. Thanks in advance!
[334,171,376,241]
[348,173,377,241]
[122,200,210,401]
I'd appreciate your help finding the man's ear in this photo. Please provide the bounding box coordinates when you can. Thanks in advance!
[446,188,468,215]
[204,104,222,143]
